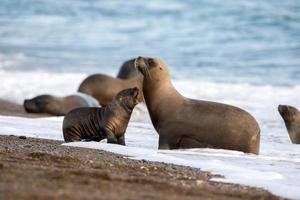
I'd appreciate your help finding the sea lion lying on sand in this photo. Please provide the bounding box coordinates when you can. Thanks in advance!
[117,58,139,79]
[0,99,49,118]
[24,93,99,116]
[135,56,260,154]
[63,87,139,144]
[78,74,143,106]
[278,105,300,144]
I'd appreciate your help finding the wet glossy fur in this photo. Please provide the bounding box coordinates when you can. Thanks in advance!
[63,88,139,144]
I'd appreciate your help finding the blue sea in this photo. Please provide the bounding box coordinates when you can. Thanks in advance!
[1,1,300,198]
[0,0,299,85]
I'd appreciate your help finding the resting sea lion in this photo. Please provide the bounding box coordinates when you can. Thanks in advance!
[0,99,49,118]
[63,87,139,144]
[135,56,260,154]
[278,105,300,144]
[78,74,143,106]
[24,93,99,116]
[117,59,138,79]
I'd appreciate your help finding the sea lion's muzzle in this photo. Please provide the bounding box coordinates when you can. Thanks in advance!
[130,87,140,103]
[134,56,146,72]
[23,99,36,112]
[278,105,289,115]
[134,56,152,79]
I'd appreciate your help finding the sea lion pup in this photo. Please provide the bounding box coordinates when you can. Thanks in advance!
[278,105,300,144]
[24,93,99,116]
[63,87,139,144]
[78,73,143,106]
[135,56,260,154]
[117,58,139,79]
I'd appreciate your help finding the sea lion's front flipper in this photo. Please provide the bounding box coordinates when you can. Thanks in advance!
[82,136,101,142]
[158,134,171,149]
[118,135,125,146]
[102,128,118,144]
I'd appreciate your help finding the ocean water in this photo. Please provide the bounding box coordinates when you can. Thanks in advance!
[0,0,300,84]
[1,0,300,199]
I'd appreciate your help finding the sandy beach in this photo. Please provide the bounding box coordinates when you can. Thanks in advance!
[0,99,282,200]
[0,135,281,200]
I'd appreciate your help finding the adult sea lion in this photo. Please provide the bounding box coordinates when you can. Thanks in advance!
[78,74,143,106]
[63,87,139,144]
[135,56,260,154]
[117,58,139,79]
[278,105,300,144]
[24,93,99,116]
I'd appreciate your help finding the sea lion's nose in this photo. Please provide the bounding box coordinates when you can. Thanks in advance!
[23,100,31,112]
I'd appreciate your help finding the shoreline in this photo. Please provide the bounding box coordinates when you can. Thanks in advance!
[0,99,284,199]
[0,135,282,200]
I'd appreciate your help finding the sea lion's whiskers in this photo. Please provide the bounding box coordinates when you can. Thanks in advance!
[134,58,142,75]
[134,57,152,79]
[145,64,152,80]
[134,59,137,70]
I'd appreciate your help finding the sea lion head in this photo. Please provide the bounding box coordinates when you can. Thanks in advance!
[23,95,62,115]
[134,56,169,81]
[278,105,300,122]
[115,87,140,111]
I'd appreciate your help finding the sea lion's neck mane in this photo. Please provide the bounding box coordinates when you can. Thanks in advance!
[104,101,127,116]
[143,75,183,128]
[101,100,132,132]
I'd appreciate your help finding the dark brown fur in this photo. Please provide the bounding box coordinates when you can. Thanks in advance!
[63,88,139,144]
[78,74,143,107]
[135,57,260,154]
[278,105,300,144]
[23,94,99,116]
[117,59,139,79]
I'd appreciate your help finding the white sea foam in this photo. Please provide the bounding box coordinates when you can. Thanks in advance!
[75,92,100,107]
[1,71,300,199]
[0,70,87,103]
